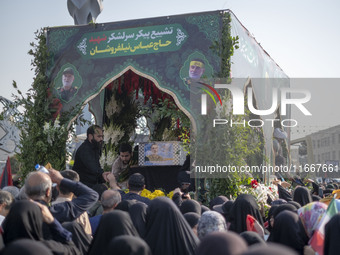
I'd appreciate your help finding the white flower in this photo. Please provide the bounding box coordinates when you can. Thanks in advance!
[99,154,106,169]
[237,183,278,206]
[104,124,124,145]
[110,129,124,145]
[100,150,117,169]
[105,96,121,118]
[105,150,117,166]
[54,119,60,129]
[43,122,50,132]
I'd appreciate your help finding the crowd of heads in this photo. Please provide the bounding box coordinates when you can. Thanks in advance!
[1,151,340,255]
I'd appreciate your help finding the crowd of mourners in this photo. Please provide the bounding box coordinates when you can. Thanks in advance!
[0,166,339,255]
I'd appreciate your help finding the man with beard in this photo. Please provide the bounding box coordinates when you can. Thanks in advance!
[183,58,205,86]
[57,67,78,102]
[110,143,133,189]
[73,125,107,188]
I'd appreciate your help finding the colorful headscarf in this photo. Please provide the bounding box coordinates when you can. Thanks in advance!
[297,202,327,238]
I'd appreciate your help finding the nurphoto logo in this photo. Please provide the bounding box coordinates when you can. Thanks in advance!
[200,83,312,128]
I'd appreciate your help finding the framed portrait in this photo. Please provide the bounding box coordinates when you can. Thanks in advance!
[138,142,186,166]
[53,63,82,103]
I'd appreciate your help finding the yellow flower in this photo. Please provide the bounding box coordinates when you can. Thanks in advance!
[149,194,156,200]
[140,189,152,198]
[68,160,74,167]
[167,191,174,199]
[140,189,175,200]
[152,190,165,197]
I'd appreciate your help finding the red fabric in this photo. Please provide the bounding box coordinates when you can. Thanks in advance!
[309,230,324,255]
[246,214,256,232]
[143,80,147,104]
[134,75,139,99]
[148,80,151,99]
[113,71,179,107]
[0,156,13,188]
[106,81,114,90]
[50,98,62,120]
[47,88,62,120]
[246,214,265,239]
[264,221,269,229]
[152,84,157,104]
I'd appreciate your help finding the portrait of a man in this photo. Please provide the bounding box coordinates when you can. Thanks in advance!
[57,67,79,102]
[184,58,205,85]
[139,142,185,166]
[189,59,205,80]
[146,143,164,162]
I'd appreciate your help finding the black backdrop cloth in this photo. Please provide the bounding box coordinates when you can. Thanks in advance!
[130,166,182,193]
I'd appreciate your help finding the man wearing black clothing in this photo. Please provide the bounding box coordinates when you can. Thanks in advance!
[122,173,151,205]
[108,172,150,205]
[73,125,106,188]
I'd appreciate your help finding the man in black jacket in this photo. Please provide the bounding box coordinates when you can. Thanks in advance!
[73,125,107,188]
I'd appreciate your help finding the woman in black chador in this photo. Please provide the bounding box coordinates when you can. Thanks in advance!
[144,197,198,255]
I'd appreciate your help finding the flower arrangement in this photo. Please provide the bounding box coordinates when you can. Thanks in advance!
[238,179,279,213]
[167,191,174,199]
[105,89,122,118]
[99,149,117,171]
[43,117,67,146]
[100,124,125,172]
[103,124,124,145]
[122,188,175,200]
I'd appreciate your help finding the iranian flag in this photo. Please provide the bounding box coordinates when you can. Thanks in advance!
[309,197,338,255]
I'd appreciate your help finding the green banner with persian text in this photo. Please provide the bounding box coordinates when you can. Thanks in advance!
[46,11,223,123]
[77,24,188,59]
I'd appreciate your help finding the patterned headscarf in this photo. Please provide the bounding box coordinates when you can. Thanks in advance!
[297,202,327,238]
[197,211,227,239]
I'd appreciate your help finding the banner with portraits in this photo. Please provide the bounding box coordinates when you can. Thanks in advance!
[47,10,223,125]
